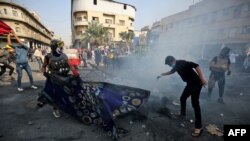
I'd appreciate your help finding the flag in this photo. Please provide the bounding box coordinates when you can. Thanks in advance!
[0,20,12,35]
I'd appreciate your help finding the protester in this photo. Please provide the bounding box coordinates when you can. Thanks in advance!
[94,48,102,66]
[34,46,43,71]
[229,51,238,70]
[207,47,231,104]
[39,39,76,117]
[157,56,207,137]
[82,48,87,67]
[38,39,150,140]
[0,46,15,80]
[28,46,35,62]
[7,31,38,92]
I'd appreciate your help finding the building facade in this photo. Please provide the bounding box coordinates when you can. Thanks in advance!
[0,1,53,48]
[71,0,136,45]
[158,0,250,59]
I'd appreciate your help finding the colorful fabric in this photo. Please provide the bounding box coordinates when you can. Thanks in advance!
[38,74,150,137]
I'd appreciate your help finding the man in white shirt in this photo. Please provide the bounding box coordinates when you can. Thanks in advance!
[34,46,43,71]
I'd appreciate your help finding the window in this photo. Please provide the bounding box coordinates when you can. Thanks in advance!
[92,17,99,22]
[93,0,97,5]
[119,20,125,26]
[77,31,82,36]
[76,17,82,21]
[229,27,241,37]
[202,14,208,24]
[12,10,18,17]
[218,28,225,36]
[83,16,87,20]
[108,32,113,38]
[234,5,242,18]
[169,23,173,28]
[15,27,21,33]
[243,25,250,34]
[130,23,132,26]
[165,26,168,32]
[124,4,127,10]
[211,11,218,23]
[223,8,229,16]
[194,16,200,24]
[4,9,7,14]
[105,19,112,24]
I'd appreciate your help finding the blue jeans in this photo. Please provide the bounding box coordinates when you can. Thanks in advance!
[16,63,34,88]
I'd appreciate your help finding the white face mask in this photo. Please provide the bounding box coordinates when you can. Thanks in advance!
[56,47,63,54]
[170,62,176,68]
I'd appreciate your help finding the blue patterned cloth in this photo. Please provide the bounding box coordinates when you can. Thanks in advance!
[38,74,150,138]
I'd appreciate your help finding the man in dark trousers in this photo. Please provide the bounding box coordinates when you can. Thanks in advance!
[207,47,231,104]
[157,56,207,137]
[0,46,15,80]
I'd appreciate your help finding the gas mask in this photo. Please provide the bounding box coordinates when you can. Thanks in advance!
[56,47,63,54]
[170,62,176,68]
[50,39,64,56]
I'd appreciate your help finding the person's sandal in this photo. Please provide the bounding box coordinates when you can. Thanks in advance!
[192,128,203,137]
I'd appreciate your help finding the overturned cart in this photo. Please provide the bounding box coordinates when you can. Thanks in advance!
[38,73,150,139]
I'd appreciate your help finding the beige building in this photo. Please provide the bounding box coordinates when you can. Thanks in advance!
[71,0,136,45]
[158,0,250,59]
[0,1,53,48]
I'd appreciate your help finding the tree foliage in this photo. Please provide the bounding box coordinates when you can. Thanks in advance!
[82,21,111,47]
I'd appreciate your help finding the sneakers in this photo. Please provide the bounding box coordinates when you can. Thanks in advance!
[17,85,38,92]
[17,88,24,92]
[30,85,38,89]
[53,110,61,118]
[218,98,225,104]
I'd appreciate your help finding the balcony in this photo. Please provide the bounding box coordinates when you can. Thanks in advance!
[74,20,88,26]
[128,26,134,30]
[103,23,115,28]
[75,35,83,40]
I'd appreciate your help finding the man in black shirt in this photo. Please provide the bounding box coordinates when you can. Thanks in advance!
[157,56,207,137]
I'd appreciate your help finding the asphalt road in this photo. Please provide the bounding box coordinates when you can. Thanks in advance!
[0,62,250,141]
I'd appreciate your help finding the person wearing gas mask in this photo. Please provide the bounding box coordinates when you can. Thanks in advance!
[207,47,231,104]
[157,56,207,137]
[40,39,78,118]
[38,39,150,140]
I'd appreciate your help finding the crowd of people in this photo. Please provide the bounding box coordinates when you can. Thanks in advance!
[78,45,130,70]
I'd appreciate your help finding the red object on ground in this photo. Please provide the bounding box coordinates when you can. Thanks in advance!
[0,20,12,35]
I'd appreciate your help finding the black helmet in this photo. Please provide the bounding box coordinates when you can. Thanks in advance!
[50,39,64,51]
[165,56,175,65]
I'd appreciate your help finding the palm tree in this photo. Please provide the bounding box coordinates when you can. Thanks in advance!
[82,21,111,48]
[119,31,135,43]
[119,31,135,53]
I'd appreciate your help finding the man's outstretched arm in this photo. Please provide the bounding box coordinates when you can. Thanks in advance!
[157,71,174,79]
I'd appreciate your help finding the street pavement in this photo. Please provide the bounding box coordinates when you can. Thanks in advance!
[0,61,250,141]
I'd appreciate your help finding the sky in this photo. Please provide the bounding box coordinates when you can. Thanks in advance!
[12,0,198,46]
